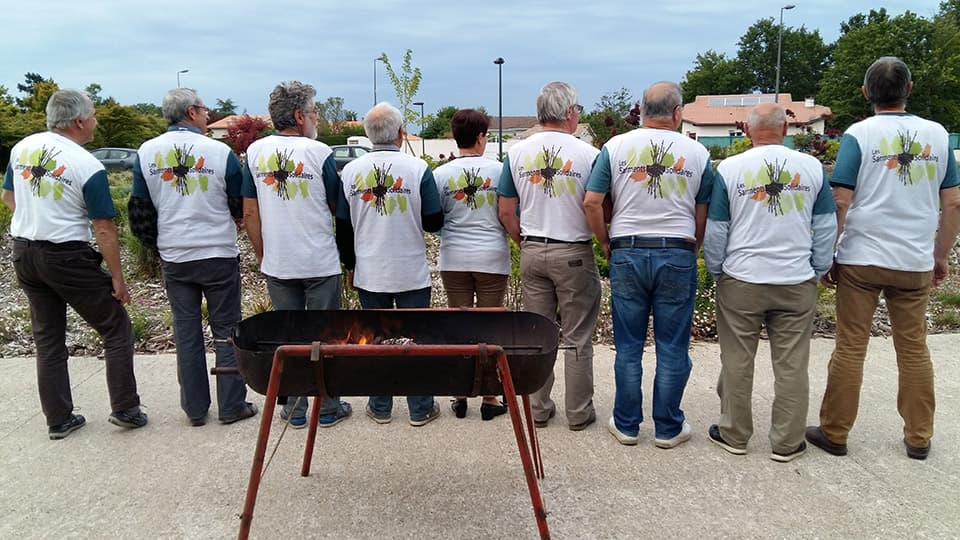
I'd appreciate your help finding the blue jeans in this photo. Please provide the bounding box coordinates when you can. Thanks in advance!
[356,287,435,419]
[609,247,696,439]
[162,257,247,420]
[266,274,343,418]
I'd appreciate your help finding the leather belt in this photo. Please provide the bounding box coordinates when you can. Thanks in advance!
[609,236,695,251]
[13,237,89,250]
[522,236,591,245]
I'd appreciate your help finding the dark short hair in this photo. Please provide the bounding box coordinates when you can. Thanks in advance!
[863,57,911,108]
[451,109,490,149]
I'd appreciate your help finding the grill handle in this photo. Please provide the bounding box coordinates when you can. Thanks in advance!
[210,367,241,375]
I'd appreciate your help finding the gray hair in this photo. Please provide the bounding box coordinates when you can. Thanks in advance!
[363,102,403,145]
[863,56,912,108]
[268,81,317,131]
[162,88,202,125]
[45,89,95,130]
[747,105,787,130]
[641,82,683,119]
[536,82,577,124]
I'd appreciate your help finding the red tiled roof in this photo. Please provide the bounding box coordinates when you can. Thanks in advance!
[207,114,273,129]
[489,116,539,130]
[682,94,832,126]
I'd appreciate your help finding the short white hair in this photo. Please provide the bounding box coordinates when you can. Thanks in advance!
[747,105,787,130]
[162,88,202,125]
[363,102,403,145]
[536,82,577,124]
[45,89,94,130]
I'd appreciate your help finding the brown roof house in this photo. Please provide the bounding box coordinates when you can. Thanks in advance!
[681,94,832,143]
[207,114,274,140]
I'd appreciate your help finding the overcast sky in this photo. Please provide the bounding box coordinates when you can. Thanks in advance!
[1,0,930,119]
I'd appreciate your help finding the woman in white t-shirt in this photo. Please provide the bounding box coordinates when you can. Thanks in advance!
[433,109,511,420]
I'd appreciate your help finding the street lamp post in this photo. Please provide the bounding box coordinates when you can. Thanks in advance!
[413,101,425,157]
[177,69,189,88]
[493,57,505,161]
[373,57,382,107]
[774,4,795,103]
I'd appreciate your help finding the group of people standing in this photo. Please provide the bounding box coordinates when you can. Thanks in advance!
[4,57,957,464]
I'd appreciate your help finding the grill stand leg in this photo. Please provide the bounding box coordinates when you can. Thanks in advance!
[522,394,544,479]
[301,395,322,476]
[238,350,285,540]
[497,351,551,540]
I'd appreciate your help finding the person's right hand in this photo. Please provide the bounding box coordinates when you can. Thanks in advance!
[346,270,355,290]
[820,262,839,289]
[112,277,131,305]
[932,257,949,287]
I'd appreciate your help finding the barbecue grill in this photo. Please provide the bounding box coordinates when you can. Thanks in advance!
[226,309,560,539]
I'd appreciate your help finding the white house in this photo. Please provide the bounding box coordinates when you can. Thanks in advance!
[681,94,832,140]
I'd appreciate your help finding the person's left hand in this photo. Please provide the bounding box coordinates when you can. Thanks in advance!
[932,257,949,287]
[112,277,130,304]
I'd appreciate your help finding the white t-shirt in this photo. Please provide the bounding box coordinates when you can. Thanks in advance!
[340,150,432,292]
[832,113,959,272]
[498,130,599,241]
[6,131,113,243]
[587,127,713,240]
[137,129,239,263]
[433,156,509,275]
[714,145,833,284]
[244,135,341,279]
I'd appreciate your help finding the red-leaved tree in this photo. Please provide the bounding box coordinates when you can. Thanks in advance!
[225,115,271,156]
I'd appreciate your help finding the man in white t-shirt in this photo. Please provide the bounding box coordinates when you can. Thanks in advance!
[129,88,255,427]
[242,81,352,429]
[584,81,712,449]
[3,89,146,439]
[704,103,837,463]
[498,82,601,431]
[336,102,444,427]
[806,57,960,460]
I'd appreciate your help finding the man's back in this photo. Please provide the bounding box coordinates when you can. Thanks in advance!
[834,113,956,271]
[136,128,238,263]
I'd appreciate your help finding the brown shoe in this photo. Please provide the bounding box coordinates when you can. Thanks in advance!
[904,439,930,460]
[568,410,597,432]
[805,426,847,456]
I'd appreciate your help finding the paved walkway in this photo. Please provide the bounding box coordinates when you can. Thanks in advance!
[1,335,958,539]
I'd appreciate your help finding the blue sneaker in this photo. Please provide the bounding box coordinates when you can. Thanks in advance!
[279,412,307,429]
[318,401,353,428]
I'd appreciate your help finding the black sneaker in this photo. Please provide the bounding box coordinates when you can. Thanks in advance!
[805,426,847,456]
[708,424,746,455]
[904,439,930,460]
[49,414,86,440]
[771,442,807,463]
[109,407,148,429]
[219,402,258,424]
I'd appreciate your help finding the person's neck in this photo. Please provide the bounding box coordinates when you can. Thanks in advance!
[748,130,785,147]
[50,128,84,145]
[278,129,302,136]
[642,119,676,131]
[458,143,484,156]
[875,105,907,114]
[541,120,573,134]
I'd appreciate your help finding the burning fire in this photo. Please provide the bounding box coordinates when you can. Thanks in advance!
[332,322,376,345]
[322,316,411,345]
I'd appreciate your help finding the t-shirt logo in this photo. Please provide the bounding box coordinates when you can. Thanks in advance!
[741,158,809,215]
[16,145,68,199]
[623,141,689,199]
[877,131,940,185]
[445,168,495,209]
[351,162,410,216]
[521,146,579,198]
[254,149,313,200]
[153,144,211,196]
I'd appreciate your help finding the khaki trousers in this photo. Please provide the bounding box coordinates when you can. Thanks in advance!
[520,241,601,426]
[716,275,817,453]
[819,264,934,448]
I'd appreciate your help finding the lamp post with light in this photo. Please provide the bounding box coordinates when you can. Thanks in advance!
[373,57,382,106]
[177,69,189,88]
[774,4,795,103]
[413,101,425,157]
[493,57,505,161]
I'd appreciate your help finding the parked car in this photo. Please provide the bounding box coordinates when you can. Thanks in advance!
[330,145,370,172]
[90,148,137,171]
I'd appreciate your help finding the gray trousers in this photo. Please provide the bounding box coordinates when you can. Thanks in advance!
[520,241,601,426]
[715,275,816,453]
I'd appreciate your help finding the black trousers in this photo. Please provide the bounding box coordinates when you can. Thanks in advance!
[12,238,140,426]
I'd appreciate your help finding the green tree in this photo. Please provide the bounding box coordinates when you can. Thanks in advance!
[85,83,106,106]
[315,96,356,134]
[420,105,458,139]
[378,49,423,153]
[680,51,749,103]
[16,72,48,110]
[735,18,831,99]
[582,88,639,147]
[818,10,957,129]
[132,103,163,117]
[90,100,166,149]
[214,98,237,116]
[21,80,60,114]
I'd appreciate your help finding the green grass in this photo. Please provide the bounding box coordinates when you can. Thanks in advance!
[933,309,960,327]
[933,289,960,307]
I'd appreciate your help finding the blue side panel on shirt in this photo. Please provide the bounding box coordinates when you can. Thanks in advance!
[419,168,441,215]
[323,154,341,206]
[813,170,838,214]
[3,162,13,191]
[586,147,612,193]
[241,161,257,198]
[225,153,243,197]
[83,170,117,219]
[707,172,730,221]
[131,155,150,198]
[830,134,861,188]
[696,163,715,203]
[943,150,959,188]
[496,155,517,197]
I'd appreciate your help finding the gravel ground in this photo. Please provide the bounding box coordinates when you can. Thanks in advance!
[1,232,958,358]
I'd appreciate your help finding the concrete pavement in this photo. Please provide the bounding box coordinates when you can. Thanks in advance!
[0,335,958,539]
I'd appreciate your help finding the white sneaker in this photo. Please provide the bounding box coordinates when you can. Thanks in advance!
[655,422,691,449]
[608,417,639,446]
